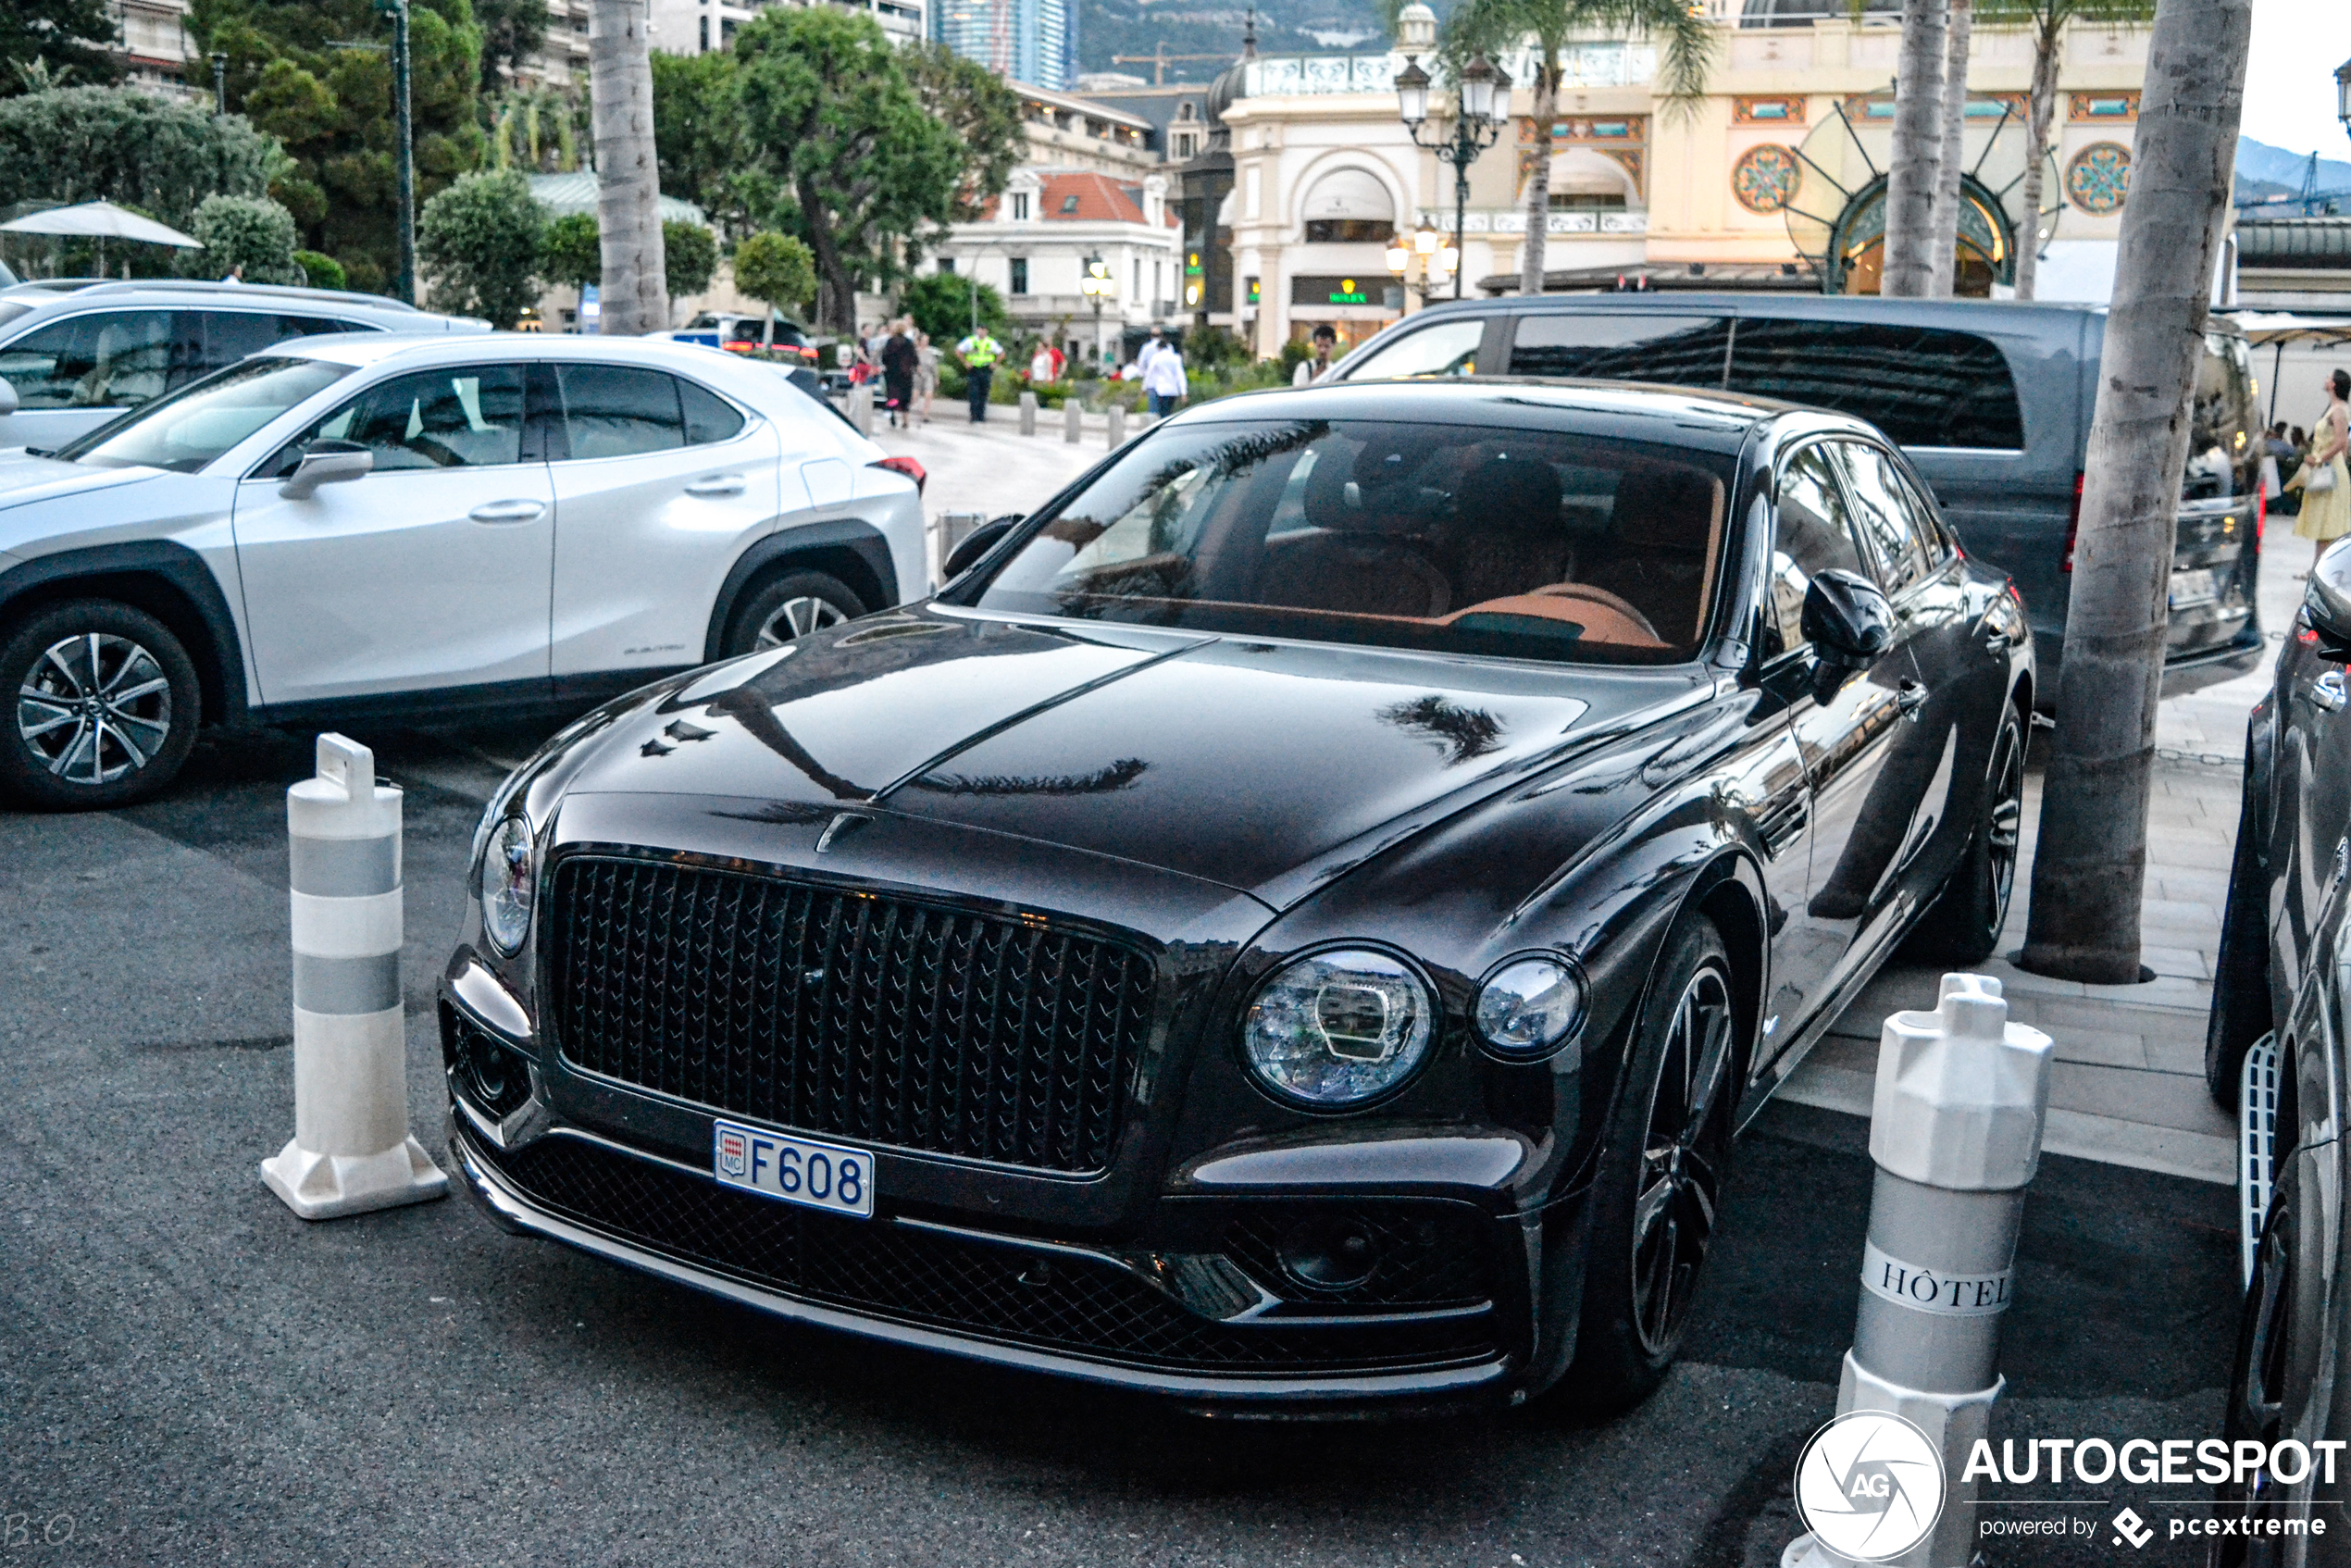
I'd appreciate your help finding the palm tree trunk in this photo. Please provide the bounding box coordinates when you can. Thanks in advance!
[2012,13,2062,301]
[1520,54,1558,298]
[590,0,667,335]
[2020,0,2251,983]
[1882,0,1947,297]
[1927,0,1971,295]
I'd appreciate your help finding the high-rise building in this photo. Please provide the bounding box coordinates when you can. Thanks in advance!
[932,0,1071,92]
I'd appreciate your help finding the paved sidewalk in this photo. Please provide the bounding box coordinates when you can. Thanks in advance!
[1782,531,2317,1183]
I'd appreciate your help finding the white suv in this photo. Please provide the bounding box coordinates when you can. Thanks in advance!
[0,333,926,808]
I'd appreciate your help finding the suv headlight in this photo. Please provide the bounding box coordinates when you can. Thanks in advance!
[479,815,536,955]
[1242,948,1435,1108]
[1474,955,1585,1059]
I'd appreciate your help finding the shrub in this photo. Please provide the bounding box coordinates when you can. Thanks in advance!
[732,230,815,317]
[662,220,718,301]
[183,195,305,285]
[417,169,545,328]
[292,250,346,291]
[900,270,1003,346]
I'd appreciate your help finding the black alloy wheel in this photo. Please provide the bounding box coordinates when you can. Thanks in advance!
[0,598,201,811]
[722,569,866,659]
[1561,916,1741,1415]
[2213,1158,2322,1566]
[1909,702,2025,964]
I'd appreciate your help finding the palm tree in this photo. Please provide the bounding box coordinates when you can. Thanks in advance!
[1883,0,1947,295]
[2019,0,2250,982]
[1974,0,2158,298]
[589,0,666,334]
[1433,0,1713,297]
[1926,0,1971,295]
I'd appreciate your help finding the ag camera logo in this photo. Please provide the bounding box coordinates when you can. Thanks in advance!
[1794,1411,1947,1562]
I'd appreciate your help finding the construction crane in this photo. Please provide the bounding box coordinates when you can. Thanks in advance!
[2236,150,2351,217]
[1110,44,1235,86]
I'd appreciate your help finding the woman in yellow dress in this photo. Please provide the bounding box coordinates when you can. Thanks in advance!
[2289,368,2351,542]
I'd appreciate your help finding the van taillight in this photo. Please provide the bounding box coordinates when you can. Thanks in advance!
[2060,473,2084,573]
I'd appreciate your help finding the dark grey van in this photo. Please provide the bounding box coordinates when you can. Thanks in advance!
[1328,294,2265,693]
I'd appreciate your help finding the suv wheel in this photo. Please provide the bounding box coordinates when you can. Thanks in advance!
[1905,701,2024,964]
[0,599,201,811]
[722,569,865,658]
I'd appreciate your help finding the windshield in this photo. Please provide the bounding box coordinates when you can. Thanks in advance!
[971,417,1733,665]
[55,355,350,472]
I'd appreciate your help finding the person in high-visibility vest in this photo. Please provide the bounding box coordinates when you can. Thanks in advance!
[954,328,1004,424]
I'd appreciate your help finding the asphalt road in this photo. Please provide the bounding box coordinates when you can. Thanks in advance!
[0,711,2243,1567]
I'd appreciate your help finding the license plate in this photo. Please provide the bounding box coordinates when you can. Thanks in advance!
[713,1120,874,1218]
[2169,567,2217,609]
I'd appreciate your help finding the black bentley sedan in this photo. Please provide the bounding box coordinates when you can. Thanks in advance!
[440,379,2034,1413]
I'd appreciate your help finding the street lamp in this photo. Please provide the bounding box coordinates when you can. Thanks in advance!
[1387,219,1457,304]
[210,53,228,115]
[2337,57,2350,144]
[1079,254,1115,371]
[373,0,415,305]
[1395,31,1510,301]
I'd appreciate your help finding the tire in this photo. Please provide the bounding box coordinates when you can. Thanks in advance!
[1907,700,2025,964]
[2207,749,2275,1110]
[0,598,201,811]
[719,569,865,659]
[2212,1154,2325,1567]
[1559,916,1742,1417]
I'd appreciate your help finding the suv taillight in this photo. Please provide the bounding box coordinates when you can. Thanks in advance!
[870,455,926,493]
[2060,472,2084,573]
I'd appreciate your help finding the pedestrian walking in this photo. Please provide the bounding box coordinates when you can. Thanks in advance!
[1292,323,1339,386]
[1029,342,1064,385]
[913,330,938,425]
[2287,369,2351,544]
[880,318,918,429]
[954,325,1004,423]
[1142,333,1187,417]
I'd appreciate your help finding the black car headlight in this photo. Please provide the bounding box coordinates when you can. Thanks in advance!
[479,815,536,955]
[1242,948,1435,1108]
[1473,954,1586,1060]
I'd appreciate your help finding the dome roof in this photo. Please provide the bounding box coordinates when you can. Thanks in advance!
[1204,10,1259,125]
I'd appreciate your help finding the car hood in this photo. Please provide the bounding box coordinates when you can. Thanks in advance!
[553,607,1701,905]
[0,450,163,514]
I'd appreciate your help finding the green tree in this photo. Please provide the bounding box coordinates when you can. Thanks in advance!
[486,84,582,173]
[186,0,488,294]
[899,270,1003,344]
[663,218,717,305]
[0,0,122,96]
[293,249,346,289]
[0,87,275,230]
[417,168,543,326]
[901,41,1024,222]
[733,229,815,342]
[472,0,546,93]
[184,193,305,283]
[651,48,769,236]
[733,7,965,330]
[541,209,599,281]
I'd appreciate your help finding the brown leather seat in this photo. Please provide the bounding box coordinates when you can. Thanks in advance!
[1578,468,1723,645]
[1442,454,1569,607]
[1255,437,1450,618]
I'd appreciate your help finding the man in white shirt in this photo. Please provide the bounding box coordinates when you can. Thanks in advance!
[1142,333,1187,417]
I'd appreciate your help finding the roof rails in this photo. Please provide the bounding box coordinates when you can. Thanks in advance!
[0,278,421,311]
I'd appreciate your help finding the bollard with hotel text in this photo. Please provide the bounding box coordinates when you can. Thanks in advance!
[1785,974,2053,1568]
[260,734,448,1220]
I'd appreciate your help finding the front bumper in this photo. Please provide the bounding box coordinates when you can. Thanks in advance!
[448,1105,1526,1411]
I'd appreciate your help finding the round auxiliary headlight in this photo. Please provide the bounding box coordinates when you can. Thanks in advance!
[479,815,535,954]
[1474,955,1586,1059]
[1242,949,1436,1108]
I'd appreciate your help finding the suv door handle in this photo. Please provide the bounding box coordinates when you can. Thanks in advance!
[1897,678,1929,718]
[468,499,546,524]
[685,474,747,497]
[2317,671,2348,714]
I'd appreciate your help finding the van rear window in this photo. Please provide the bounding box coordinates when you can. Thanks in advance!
[1727,320,2024,450]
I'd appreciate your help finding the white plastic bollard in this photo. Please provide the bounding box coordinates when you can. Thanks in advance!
[1785,974,2053,1568]
[1018,389,1038,435]
[1105,403,1125,448]
[260,734,447,1220]
[1064,400,1082,443]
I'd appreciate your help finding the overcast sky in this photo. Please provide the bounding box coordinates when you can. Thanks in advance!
[2242,0,2350,158]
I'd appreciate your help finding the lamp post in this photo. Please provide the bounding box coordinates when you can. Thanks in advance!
[375,0,416,306]
[1394,5,1509,302]
[1080,254,1115,372]
[1385,219,1458,305]
[210,53,228,115]
[2338,57,2350,145]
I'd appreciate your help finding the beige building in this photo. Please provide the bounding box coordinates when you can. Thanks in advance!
[1200,8,2152,359]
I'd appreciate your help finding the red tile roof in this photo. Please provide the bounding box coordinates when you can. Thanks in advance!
[981,170,1180,227]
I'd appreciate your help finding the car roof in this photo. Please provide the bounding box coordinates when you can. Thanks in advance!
[1177,375,1851,453]
[0,277,467,320]
[1399,291,2111,328]
[262,330,758,367]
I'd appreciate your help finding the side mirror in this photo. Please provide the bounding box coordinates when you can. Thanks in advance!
[279,439,372,500]
[2308,537,2351,662]
[1801,568,1896,703]
[943,515,1022,579]
[0,378,18,417]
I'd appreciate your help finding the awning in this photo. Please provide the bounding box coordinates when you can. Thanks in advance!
[1299,168,1395,224]
[0,200,199,247]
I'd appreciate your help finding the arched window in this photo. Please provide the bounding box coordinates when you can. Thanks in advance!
[1546,149,1640,211]
[1300,167,1396,243]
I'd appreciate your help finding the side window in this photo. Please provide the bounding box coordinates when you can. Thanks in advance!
[1766,444,1869,659]
[1338,319,1483,380]
[558,364,685,459]
[0,310,176,410]
[1728,320,2024,450]
[272,364,527,474]
[1827,442,1936,593]
[1507,314,1731,387]
[678,378,746,444]
[193,313,378,378]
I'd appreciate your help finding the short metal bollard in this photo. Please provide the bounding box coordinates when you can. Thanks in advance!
[1105,403,1125,448]
[1064,400,1082,442]
[1018,390,1038,436]
[260,734,447,1220]
[1785,974,2052,1568]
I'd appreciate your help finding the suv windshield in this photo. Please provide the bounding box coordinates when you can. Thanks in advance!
[54,355,350,472]
[971,417,1732,665]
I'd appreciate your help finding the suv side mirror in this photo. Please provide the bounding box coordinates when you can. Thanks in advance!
[279,439,372,500]
[1801,568,1896,703]
[2308,537,2351,662]
[943,515,1022,579]
[0,378,18,417]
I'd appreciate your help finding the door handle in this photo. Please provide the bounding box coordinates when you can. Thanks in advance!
[685,474,747,497]
[1982,629,2011,654]
[1897,679,1929,719]
[2317,672,2348,714]
[468,499,547,524]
